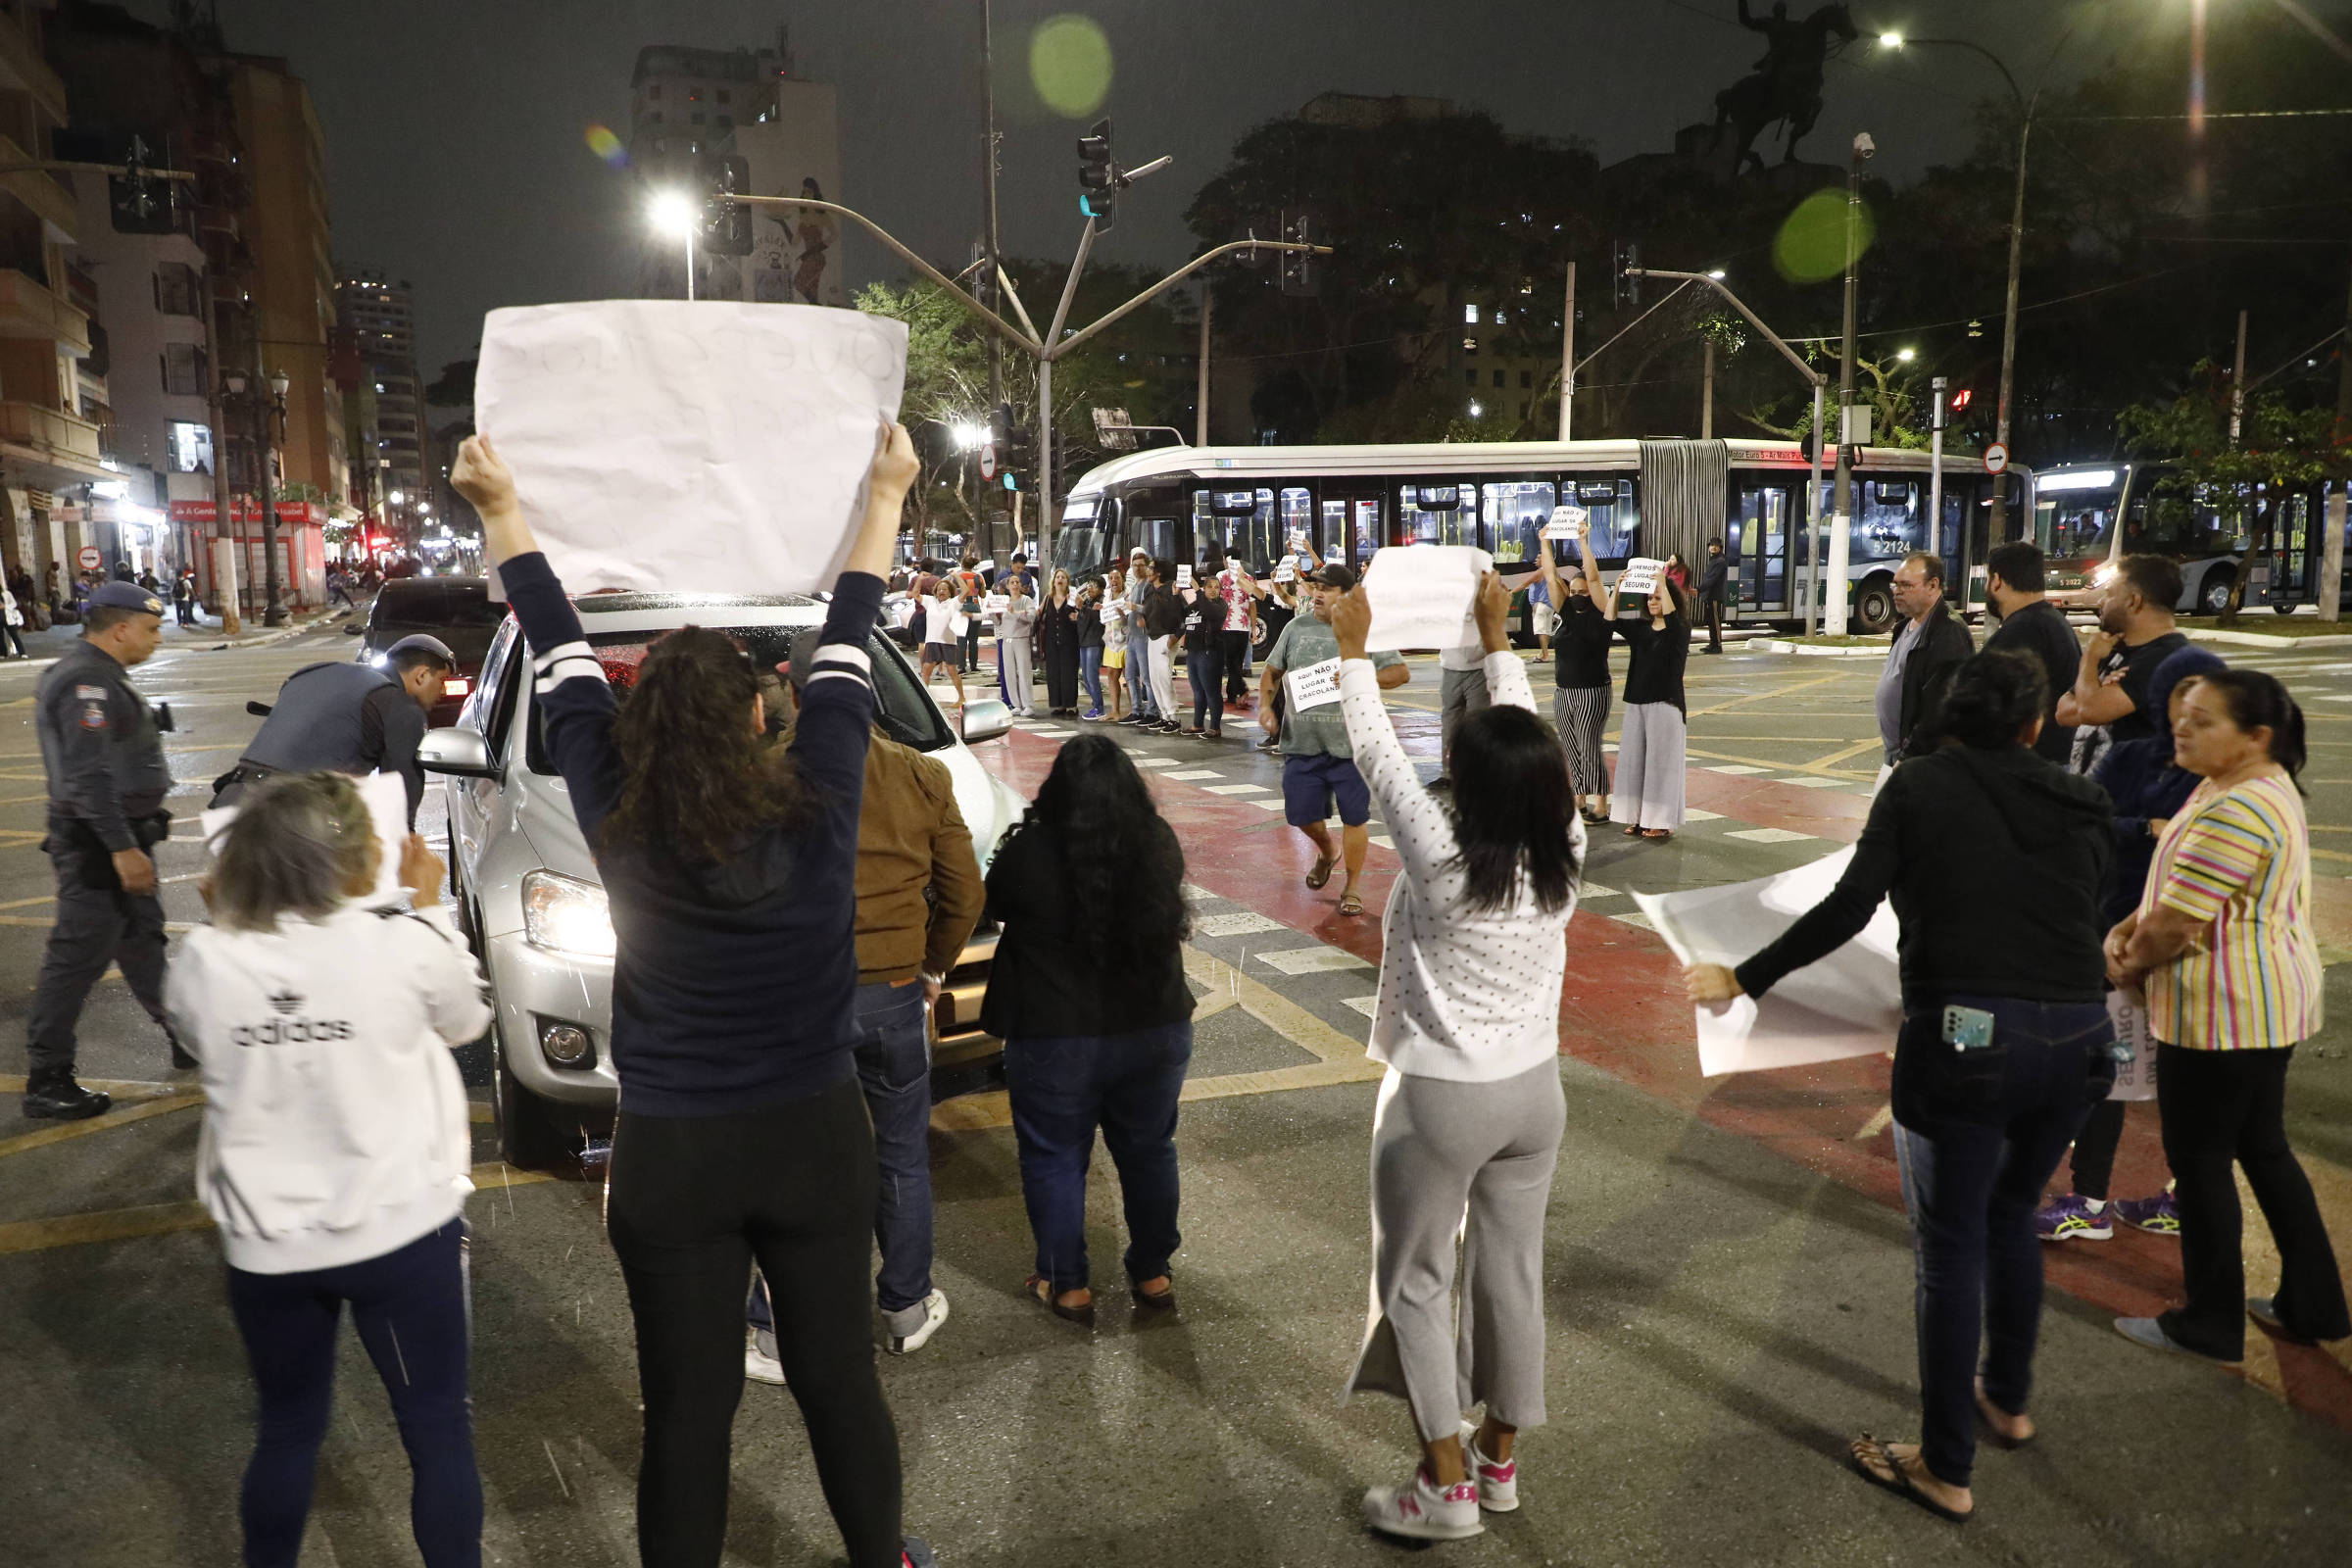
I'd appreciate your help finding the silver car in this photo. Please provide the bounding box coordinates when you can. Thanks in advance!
[418,592,1025,1167]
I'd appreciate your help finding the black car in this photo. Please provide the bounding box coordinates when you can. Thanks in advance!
[353,575,505,727]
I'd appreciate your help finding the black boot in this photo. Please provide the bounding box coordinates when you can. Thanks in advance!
[23,1073,111,1120]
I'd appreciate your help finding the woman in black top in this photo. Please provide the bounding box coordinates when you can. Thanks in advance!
[980,734,1195,1324]
[1040,567,1083,716]
[1536,532,1616,823]
[1179,558,1225,737]
[1685,652,2115,1527]
[1076,580,1107,719]
[1608,562,1690,840]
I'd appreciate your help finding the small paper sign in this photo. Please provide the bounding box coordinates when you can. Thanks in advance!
[1273,560,1298,584]
[1285,657,1343,711]
[983,593,1011,616]
[1174,564,1195,589]
[1099,605,1118,625]
[1544,505,1587,542]
[1616,557,1666,599]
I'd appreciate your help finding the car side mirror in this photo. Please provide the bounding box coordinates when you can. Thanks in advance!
[958,697,1013,745]
[417,726,496,778]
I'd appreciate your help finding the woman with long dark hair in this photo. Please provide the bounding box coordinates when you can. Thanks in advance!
[1609,564,1690,840]
[2107,668,2348,1362]
[1327,573,1584,1544]
[1041,566,1083,716]
[452,427,935,1568]
[1687,652,2116,1526]
[980,733,1193,1324]
[1180,555,1225,737]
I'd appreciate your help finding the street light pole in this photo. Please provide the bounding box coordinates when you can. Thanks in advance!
[250,334,287,625]
[979,0,1004,560]
[1829,131,1874,638]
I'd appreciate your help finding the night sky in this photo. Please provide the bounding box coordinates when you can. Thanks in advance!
[126,1,2164,382]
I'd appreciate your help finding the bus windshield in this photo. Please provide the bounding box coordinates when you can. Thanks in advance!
[2034,469,2125,564]
[1054,496,1105,577]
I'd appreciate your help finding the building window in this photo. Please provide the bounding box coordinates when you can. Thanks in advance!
[1465,369,1478,387]
[1519,401,1530,418]
[649,111,662,123]
[161,342,206,397]
[1494,310,1507,324]
[692,113,705,125]
[1492,369,1504,388]
[1463,303,1479,323]
[1520,370,1533,389]
[715,114,733,129]
[167,420,212,474]
[717,88,731,104]
[154,263,201,317]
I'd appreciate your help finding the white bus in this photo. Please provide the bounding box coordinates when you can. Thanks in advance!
[1052,437,2033,636]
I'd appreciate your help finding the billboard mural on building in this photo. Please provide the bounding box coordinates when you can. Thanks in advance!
[695,85,845,309]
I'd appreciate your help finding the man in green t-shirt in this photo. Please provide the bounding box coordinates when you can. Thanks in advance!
[1257,563,1409,916]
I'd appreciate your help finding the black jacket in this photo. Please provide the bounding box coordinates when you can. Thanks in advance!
[1736,744,2114,1008]
[979,818,1194,1041]
[1697,556,1731,605]
[1140,583,1186,639]
[1896,600,1975,760]
[1982,598,2080,765]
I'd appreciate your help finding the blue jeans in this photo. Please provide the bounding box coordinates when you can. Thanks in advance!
[1890,995,2113,1489]
[225,1220,480,1567]
[1005,1022,1192,1294]
[751,981,935,1319]
[1080,644,1103,711]
[1126,629,1156,717]
[1187,641,1224,730]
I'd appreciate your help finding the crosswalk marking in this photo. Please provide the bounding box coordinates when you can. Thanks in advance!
[1194,910,1288,937]
[1684,808,1724,821]
[1727,826,1816,844]
[1580,881,1622,899]
[1256,946,1373,976]
[1705,763,1768,775]
[1165,769,1224,780]
[1342,996,1379,1018]
[1202,783,1269,796]
[1247,799,1288,810]
[1130,757,1181,767]
[1370,834,1395,850]
[1774,775,1853,789]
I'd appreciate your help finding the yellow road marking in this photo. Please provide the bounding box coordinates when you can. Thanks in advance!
[1685,746,1876,781]
[1806,737,1886,771]
[1686,672,1846,718]
[0,1094,201,1159]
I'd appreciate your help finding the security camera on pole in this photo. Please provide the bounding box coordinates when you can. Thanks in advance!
[1828,130,1875,638]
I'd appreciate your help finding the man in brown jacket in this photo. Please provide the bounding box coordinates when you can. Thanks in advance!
[747,631,985,1376]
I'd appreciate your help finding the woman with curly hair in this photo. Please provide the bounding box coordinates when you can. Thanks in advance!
[980,732,1193,1324]
[451,425,935,1568]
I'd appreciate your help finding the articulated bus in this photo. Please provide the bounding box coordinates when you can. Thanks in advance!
[2033,462,2352,616]
[1052,438,2033,636]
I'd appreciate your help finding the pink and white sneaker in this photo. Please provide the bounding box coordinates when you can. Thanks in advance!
[1362,1465,1483,1541]
[1458,1420,1519,1512]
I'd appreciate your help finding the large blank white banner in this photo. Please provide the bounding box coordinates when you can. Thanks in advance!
[1361,545,1492,652]
[1631,847,1902,1076]
[474,301,907,596]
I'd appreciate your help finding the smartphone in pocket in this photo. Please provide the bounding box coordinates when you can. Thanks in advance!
[1941,1004,1997,1052]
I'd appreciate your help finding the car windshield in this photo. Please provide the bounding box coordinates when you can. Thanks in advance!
[526,625,952,775]
[368,582,505,664]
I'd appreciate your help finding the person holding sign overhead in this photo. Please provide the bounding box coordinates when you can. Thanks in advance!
[918,579,964,710]
[1607,558,1690,840]
[1535,519,1614,825]
[1260,563,1408,916]
[1097,565,1130,721]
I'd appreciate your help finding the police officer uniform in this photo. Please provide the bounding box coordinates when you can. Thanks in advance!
[212,632,454,826]
[26,580,175,1118]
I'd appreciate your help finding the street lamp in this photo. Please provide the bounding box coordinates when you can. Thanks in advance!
[1829,129,1874,638]
[649,189,698,302]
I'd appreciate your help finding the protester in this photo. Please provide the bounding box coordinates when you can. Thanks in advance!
[326,564,356,612]
[1608,561,1690,840]
[1982,542,2081,766]
[998,573,1039,718]
[2059,554,2186,777]
[1076,580,1107,720]
[1328,571,1582,1543]
[1536,533,1614,824]
[1524,567,1553,663]
[1436,632,1490,789]
[1259,563,1408,915]
[1142,558,1185,736]
[1878,552,1974,778]
[1120,549,1160,728]
[1097,565,1130,721]
[172,566,198,627]
[980,733,1193,1325]
[995,551,1034,597]
[452,425,933,1568]
[1253,553,1307,753]
[2107,669,2350,1363]
[918,579,964,708]
[1696,537,1732,654]
[1215,553,1255,707]
[1040,567,1083,717]
[0,572,24,658]
[2035,645,2223,1244]
[1181,557,1225,738]
[169,772,491,1568]
[1687,651,2115,1525]
[954,554,987,673]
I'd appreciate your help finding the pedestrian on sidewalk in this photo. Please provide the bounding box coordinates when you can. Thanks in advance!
[743,626,987,1379]
[170,773,491,1568]
[998,573,1039,717]
[954,555,987,673]
[1253,557,1305,753]
[1259,563,1407,915]
[1096,567,1129,720]
[1981,542,2080,766]
[2059,554,2187,778]
[1877,552,1973,785]
[2107,669,2350,1364]
[918,579,964,710]
[1608,564,1690,841]
[1142,558,1185,735]
[1330,571,1582,1544]
[453,427,936,1568]
[2034,645,2223,1245]
[981,733,1193,1326]
[1119,550,1159,727]
[1076,580,1107,719]
[171,567,195,627]
[1695,538,1731,654]
[1,575,24,658]
[1687,650,2117,1527]
[1535,533,1613,824]
[1181,556,1225,738]
[1040,567,1082,716]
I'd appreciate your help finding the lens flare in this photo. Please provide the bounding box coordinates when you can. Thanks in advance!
[1773,188,1874,284]
[1031,15,1112,118]
[584,122,629,170]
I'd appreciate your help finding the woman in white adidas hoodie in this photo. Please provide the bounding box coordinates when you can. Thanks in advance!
[167,771,492,1568]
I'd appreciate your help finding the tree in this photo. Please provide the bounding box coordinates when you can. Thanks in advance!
[424,358,476,408]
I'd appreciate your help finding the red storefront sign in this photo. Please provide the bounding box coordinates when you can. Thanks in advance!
[166,499,327,524]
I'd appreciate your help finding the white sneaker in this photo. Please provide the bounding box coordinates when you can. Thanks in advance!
[1457,1420,1519,1512]
[744,1326,785,1387]
[886,1289,950,1355]
[1362,1465,1483,1542]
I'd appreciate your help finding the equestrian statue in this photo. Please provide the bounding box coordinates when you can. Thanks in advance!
[1711,0,1858,172]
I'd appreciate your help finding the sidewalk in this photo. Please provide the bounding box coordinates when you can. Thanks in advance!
[11,602,354,665]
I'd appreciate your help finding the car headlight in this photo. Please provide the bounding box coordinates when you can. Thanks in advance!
[2090,563,2117,587]
[522,870,615,958]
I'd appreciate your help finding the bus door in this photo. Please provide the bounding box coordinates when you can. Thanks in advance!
[1730,480,1795,613]
[1401,482,1478,551]
[1318,483,1387,573]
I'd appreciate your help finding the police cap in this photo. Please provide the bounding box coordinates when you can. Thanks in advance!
[89,580,166,615]
[383,633,458,667]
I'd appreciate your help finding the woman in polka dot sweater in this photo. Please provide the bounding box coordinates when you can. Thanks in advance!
[1328,570,1586,1544]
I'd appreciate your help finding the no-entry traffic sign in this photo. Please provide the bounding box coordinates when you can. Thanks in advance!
[75,545,101,571]
[978,441,998,482]
[1983,442,2010,475]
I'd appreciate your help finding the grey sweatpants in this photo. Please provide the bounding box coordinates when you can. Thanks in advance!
[1002,633,1036,714]
[1439,664,1491,772]
[1344,1058,1567,1442]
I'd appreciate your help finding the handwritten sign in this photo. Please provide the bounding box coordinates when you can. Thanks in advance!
[1544,505,1588,542]
[1174,564,1195,589]
[1285,657,1343,711]
[1273,560,1298,584]
[1361,544,1490,652]
[476,300,907,597]
[983,593,1011,616]
[1616,557,1667,599]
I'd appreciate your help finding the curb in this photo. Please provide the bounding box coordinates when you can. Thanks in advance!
[2182,627,2352,651]
[1743,638,1886,658]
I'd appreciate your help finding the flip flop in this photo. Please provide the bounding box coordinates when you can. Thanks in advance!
[1305,852,1339,890]
[1850,1436,1971,1525]
[1339,891,1365,916]
[1642,828,1674,842]
[1026,1275,1095,1327]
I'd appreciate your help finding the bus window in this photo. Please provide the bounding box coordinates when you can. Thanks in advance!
[1351,497,1381,570]
[2131,486,2239,559]
[1731,484,1793,610]
[1053,495,1105,577]
[1398,482,1476,548]
[1482,480,1555,564]
[2034,470,2123,564]
[1137,514,1181,564]
[1855,478,1924,564]
[1278,487,1312,566]
[1562,475,1639,559]
[1319,498,1346,561]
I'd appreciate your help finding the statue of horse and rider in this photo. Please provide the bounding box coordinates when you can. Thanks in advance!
[1712,0,1858,173]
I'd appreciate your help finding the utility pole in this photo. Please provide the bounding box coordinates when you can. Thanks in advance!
[1558,261,1576,441]
[1829,132,1873,637]
[1196,284,1210,445]
[1700,335,1715,440]
[252,330,283,625]
[1929,375,1947,561]
[979,0,1004,560]
[1989,110,2032,544]
[2230,308,2248,444]
[203,283,239,633]
[2328,254,2352,622]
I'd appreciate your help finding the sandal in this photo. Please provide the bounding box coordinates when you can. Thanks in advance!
[1850,1436,1972,1525]
[1133,1276,1178,1311]
[1623,825,1642,838]
[1305,851,1339,890]
[1642,828,1674,842]
[1026,1274,1095,1327]
[1339,891,1365,916]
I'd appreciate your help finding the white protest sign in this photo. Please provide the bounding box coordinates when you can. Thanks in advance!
[1361,545,1491,652]
[1174,564,1195,589]
[1544,504,1588,542]
[203,770,416,911]
[475,300,907,597]
[1098,605,1118,625]
[1285,657,1343,711]
[1273,560,1298,584]
[1616,557,1667,599]
[1631,846,1901,1077]
[2106,991,2156,1102]
[983,594,1011,616]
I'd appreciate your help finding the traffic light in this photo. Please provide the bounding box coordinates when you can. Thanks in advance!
[1077,118,1116,231]
[108,134,175,235]
[1948,388,1974,414]
[1612,239,1642,307]
[1278,210,1318,297]
[700,153,753,256]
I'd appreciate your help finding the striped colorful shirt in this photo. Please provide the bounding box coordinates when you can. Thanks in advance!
[2141,773,2323,1051]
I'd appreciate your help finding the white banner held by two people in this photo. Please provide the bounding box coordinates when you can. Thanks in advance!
[474,301,909,597]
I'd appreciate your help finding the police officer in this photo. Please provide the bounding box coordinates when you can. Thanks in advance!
[213,633,455,826]
[24,580,175,1120]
